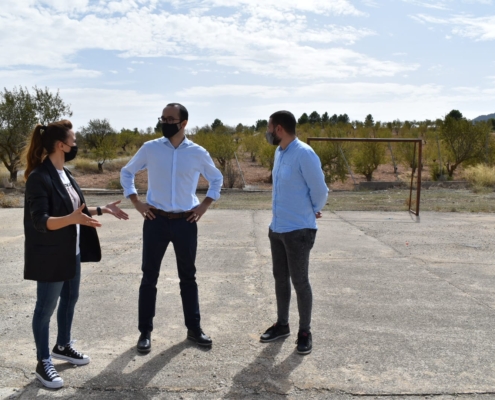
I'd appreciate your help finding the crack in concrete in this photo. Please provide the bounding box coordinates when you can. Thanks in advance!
[0,365,30,381]
[331,212,404,258]
[333,211,495,313]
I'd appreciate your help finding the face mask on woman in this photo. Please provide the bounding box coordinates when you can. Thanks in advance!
[63,144,78,162]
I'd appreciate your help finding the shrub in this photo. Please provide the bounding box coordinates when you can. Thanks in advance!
[106,179,123,190]
[430,163,448,181]
[70,157,130,174]
[463,164,495,187]
[70,158,100,174]
[0,192,20,208]
[223,161,241,188]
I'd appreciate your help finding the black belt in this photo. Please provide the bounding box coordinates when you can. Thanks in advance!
[153,209,193,219]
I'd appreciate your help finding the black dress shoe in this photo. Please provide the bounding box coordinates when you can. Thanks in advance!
[137,332,151,353]
[187,328,212,346]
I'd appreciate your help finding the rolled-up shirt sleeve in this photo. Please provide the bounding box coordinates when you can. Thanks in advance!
[120,145,148,198]
[300,149,329,213]
[201,150,223,201]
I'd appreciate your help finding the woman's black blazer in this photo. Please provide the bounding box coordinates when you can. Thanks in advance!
[24,157,101,282]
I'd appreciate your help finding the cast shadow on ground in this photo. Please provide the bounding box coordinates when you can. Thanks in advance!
[20,340,193,398]
[224,338,303,399]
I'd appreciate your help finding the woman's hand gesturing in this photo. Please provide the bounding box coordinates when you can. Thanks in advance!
[103,200,129,220]
[71,204,102,228]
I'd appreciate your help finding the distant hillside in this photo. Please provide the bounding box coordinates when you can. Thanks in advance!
[473,113,495,122]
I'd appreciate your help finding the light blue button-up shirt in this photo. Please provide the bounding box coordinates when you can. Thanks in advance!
[120,137,223,212]
[270,138,329,233]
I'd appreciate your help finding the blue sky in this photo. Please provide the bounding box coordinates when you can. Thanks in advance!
[1,0,494,132]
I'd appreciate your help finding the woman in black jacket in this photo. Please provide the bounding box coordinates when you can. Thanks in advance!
[24,120,128,389]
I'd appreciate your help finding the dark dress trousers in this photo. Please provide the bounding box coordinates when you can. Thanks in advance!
[24,157,101,282]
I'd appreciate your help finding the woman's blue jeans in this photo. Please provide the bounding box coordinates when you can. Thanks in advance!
[32,254,81,361]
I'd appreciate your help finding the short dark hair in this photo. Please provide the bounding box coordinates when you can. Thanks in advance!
[270,110,296,135]
[166,103,189,121]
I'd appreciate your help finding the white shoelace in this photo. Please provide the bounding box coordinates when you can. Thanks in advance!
[66,340,84,358]
[42,358,60,380]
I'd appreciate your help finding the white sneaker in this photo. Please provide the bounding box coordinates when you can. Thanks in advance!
[51,340,90,365]
[35,357,63,389]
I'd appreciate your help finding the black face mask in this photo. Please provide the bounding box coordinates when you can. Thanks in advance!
[161,122,182,139]
[63,144,78,162]
[265,130,281,146]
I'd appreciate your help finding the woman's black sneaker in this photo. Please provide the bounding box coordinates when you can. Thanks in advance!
[296,331,312,355]
[35,357,63,389]
[51,341,90,365]
[260,322,290,342]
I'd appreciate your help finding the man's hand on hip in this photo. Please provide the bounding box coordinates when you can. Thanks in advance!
[187,197,214,223]
[129,194,156,220]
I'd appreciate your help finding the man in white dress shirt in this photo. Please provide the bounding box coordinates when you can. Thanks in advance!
[121,103,223,352]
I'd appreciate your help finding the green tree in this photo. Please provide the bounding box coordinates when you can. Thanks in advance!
[308,111,321,125]
[0,86,72,182]
[298,113,309,125]
[353,142,386,181]
[0,87,37,182]
[80,119,117,172]
[241,133,263,162]
[235,123,245,133]
[117,129,138,152]
[312,141,348,183]
[352,128,386,181]
[258,140,276,183]
[211,118,224,131]
[440,117,491,177]
[337,114,350,124]
[396,131,420,176]
[193,130,238,171]
[32,86,73,125]
[446,109,463,121]
[321,112,329,125]
[364,114,374,128]
[255,119,268,131]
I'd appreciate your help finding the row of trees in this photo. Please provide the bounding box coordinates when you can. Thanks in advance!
[195,110,494,184]
[1,85,494,185]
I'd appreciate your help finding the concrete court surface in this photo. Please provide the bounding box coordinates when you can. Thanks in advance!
[2,209,495,399]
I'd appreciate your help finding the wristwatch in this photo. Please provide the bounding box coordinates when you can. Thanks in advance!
[97,206,102,216]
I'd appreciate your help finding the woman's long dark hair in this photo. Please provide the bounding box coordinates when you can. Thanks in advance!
[24,120,72,180]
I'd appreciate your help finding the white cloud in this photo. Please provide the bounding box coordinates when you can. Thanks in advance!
[181,85,289,99]
[412,13,495,41]
[0,2,410,80]
[402,0,451,10]
[0,68,101,82]
[180,82,443,101]
[170,0,364,16]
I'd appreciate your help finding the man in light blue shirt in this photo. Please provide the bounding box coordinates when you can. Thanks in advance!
[259,110,328,355]
[120,103,223,352]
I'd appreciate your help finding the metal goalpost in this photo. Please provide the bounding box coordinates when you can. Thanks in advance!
[307,137,423,216]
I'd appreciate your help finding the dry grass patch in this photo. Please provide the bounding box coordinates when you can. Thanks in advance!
[0,192,21,208]
[463,165,495,190]
[69,157,131,174]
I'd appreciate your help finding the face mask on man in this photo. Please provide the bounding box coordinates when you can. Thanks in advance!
[161,122,182,139]
[63,144,78,162]
[265,128,281,146]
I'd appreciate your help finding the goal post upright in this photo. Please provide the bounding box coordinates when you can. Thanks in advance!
[307,137,423,216]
